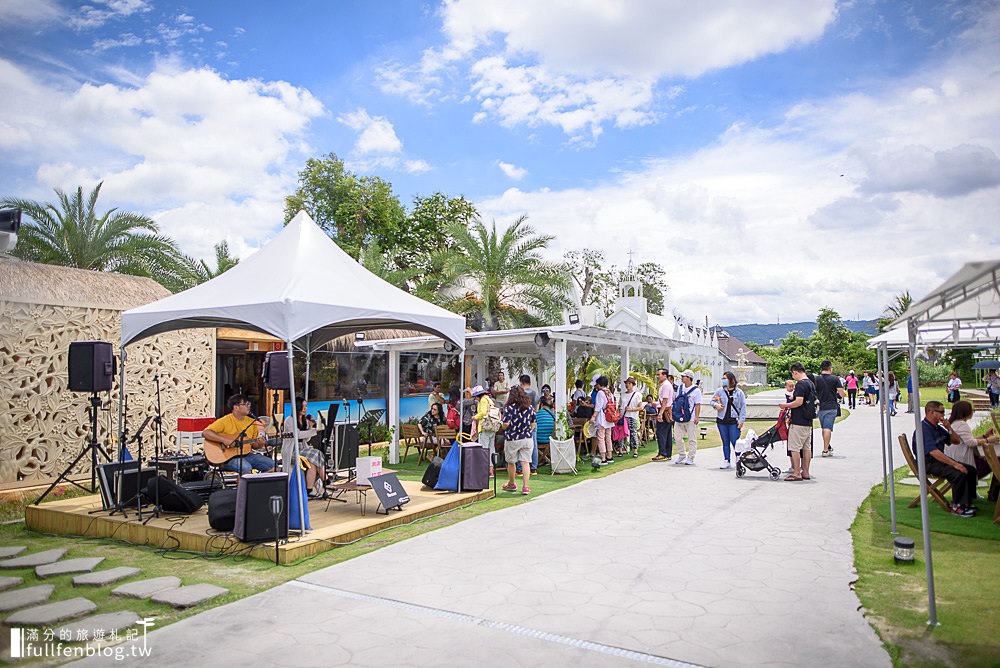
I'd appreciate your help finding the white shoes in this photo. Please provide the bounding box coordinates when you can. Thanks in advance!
[719,461,732,469]
[674,456,686,465]
[683,458,695,466]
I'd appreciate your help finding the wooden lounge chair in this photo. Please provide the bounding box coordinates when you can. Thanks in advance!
[434,426,458,458]
[401,423,433,463]
[976,436,1000,525]
[897,434,952,513]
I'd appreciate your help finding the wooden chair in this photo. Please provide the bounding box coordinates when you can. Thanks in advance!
[976,440,1000,525]
[573,418,591,460]
[897,434,952,513]
[401,423,432,463]
[434,426,458,458]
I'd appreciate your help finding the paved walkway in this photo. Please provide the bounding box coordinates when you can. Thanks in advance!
[76,395,892,667]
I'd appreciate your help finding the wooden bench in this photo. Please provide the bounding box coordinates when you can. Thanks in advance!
[897,434,952,513]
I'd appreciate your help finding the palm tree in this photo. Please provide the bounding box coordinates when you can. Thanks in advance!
[877,290,914,332]
[1,182,186,291]
[436,215,572,330]
[173,240,241,291]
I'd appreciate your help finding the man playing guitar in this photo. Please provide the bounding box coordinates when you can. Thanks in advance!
[202,394,276,474]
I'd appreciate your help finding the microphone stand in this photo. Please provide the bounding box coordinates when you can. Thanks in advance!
[271,390,281,471]
[128,414,154,522]
[144,376,165,523]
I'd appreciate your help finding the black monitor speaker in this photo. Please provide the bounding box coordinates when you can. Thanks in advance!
[97,461,156,510]
[68,341,116,392]
[234,472,288,543]
[262,351,291,391]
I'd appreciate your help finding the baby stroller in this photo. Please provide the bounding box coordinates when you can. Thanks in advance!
[735,411,787,480]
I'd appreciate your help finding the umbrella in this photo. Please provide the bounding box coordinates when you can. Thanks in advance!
[972,360,1000,369]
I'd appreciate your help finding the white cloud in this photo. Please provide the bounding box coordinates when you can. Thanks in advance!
[472,11,1000,323]
[70,0,151,30]
[0,0,62,25]
[0,59,325,259]
[497,160,527,180]
[338,108,403,154]
[405,159,432,174]
[385,0,836,139]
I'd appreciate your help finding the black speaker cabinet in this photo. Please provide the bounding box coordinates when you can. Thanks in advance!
[334,424,359,470]
[262,351,291,391]
[234,472,288,543]
[68,341,116,392]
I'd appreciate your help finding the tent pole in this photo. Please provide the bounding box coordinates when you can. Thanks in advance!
[304,334,312,403]
[554,339,567,413]
[388,349,400,464]
[286,341,306,538]
[908,322,937,626]
[878,345,888,492]
[884,343,897,534]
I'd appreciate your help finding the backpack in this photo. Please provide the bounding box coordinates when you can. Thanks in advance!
[479,400,503,433]
[672,387,693,423]
[602,390,620,423]
[446,404,460,430]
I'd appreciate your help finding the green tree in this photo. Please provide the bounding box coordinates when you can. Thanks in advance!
[814,307,852,360]
[437,215,572,331]
[1,182,186,292]
[284,153,407,260]
[636,261,668,315]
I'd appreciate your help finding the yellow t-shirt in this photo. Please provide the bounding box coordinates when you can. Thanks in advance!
[205,414,259,441]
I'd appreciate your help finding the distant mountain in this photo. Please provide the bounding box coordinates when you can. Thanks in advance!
[720,320,878,345]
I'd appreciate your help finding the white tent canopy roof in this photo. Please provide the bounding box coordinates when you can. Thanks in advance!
[891,260,1000,329]
[120,211,466,349]
[868,322,1000,350]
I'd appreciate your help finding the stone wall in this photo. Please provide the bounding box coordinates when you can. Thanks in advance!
[0,300,214,488]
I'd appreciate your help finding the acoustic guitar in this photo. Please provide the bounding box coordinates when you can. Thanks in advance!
[203,433,295,465]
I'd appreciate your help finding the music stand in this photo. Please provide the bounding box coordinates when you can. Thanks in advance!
[358,409,385,457]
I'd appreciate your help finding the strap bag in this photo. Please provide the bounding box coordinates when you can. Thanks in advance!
[602,390,620,423]
[672,387,693,423]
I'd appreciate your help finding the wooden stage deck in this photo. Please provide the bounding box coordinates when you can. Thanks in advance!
[25,481,493,564]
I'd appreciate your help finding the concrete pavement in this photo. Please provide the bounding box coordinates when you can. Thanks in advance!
[75,395,892,667]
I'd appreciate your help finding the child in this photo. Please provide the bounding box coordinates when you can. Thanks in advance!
[784,379,796,473]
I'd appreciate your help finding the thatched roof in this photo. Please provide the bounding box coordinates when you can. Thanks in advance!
[322,328,429,352]
[0,255,169,311]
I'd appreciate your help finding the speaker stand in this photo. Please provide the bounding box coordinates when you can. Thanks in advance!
[37,393,109,505]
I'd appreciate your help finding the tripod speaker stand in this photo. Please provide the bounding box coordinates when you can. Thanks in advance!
[36,393,109,504]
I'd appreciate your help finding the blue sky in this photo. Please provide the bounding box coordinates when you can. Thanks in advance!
[2,0,998,324]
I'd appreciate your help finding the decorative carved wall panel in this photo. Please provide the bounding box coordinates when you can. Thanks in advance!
[0,301,215,487]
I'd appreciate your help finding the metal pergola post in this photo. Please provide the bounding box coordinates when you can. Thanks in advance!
[907,321,937,626]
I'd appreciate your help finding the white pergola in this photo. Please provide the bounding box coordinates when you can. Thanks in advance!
[870,259,1000,626]
[362,323,717,464]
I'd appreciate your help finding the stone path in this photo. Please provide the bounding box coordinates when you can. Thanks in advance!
[75,397,893,667]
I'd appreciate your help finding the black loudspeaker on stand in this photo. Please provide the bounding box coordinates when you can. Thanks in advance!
[36,341,116,505]
[262,351,291,391]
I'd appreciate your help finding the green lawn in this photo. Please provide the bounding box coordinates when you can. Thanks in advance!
[852,468,1000,668]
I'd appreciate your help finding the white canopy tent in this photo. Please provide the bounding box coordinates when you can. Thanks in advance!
[875,259,1000,626]
[119,211,466,534]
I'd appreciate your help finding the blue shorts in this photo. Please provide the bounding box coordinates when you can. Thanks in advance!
[818,409,837,431]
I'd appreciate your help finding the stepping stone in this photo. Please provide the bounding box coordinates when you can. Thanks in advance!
[0,585,54,612]
[0,549,67,569]
[0,577,22,593]
[0,547,26,559]
[74,567,141,587]
[53,611,141,639]
[37,557,105,579]
[112,576,181,599]
[151,583,228,609]
[5,597,96,627]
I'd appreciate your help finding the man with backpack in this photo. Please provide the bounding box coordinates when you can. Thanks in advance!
[780,362,817,481]
[591,376,618,465]
[673,370,702,465]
